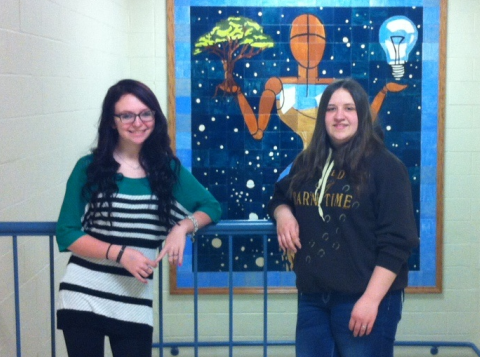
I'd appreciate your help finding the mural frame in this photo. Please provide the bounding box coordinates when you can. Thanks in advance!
[167,0,446,294]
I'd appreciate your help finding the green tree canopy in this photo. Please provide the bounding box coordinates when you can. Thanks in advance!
[194,16,274,56]
[193,16,274,95]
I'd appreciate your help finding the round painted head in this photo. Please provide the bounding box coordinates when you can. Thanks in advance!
[290,14,326,70]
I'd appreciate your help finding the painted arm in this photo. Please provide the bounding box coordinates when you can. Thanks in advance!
[235,77,283,139]
[371,82,408,121]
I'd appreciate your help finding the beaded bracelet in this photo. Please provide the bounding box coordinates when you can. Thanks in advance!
[185,214,198,243]
[116,245,126,263]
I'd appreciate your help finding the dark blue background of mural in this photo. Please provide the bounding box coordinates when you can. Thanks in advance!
[190,6,422,272]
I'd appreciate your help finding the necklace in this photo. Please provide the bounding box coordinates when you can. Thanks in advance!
[115,151,142,170]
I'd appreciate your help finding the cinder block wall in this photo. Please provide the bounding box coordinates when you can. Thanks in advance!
[1,1,479,356]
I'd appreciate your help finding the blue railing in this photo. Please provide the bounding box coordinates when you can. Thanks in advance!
[1,221,479,357]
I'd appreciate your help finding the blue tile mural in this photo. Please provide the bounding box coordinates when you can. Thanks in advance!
[172,0,443,291]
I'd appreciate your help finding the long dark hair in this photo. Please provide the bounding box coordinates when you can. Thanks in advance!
[82,79,180,229]
[289,78,384,193]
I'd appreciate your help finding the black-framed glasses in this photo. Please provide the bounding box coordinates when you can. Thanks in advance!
[114,110,155,124]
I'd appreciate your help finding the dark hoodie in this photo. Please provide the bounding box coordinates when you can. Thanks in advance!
[268,147,419,294]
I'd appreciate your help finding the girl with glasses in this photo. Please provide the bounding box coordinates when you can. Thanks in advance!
[56,79,222,357]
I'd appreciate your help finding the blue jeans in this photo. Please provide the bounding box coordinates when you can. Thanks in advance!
[296,290,403,357]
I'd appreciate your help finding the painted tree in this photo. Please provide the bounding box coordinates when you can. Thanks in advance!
[193,16,274,94]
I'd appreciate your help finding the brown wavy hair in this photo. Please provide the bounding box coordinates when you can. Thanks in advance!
[82,79,180,230]
[289,78,384,194]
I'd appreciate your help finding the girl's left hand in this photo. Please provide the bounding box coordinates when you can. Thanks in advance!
[348,295,379,337]
[156,223,188,266]
[349,266,397,337]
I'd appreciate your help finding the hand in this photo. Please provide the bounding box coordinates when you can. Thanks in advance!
[119,248,158,284]
[349,266,397,337]
[348,294,380,337]
[217,82,241,94]
[274,205,301,253]
[385,82,408,93]
[156,223,188,267]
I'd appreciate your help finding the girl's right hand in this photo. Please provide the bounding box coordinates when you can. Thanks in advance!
[274,205,301,253]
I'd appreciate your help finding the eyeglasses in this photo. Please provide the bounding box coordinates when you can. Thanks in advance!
[114,110,155,124]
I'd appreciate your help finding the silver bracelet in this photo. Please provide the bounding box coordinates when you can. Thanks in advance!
[185,214,198,242]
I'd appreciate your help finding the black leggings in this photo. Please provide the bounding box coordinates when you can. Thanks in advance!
[63,327,152,357]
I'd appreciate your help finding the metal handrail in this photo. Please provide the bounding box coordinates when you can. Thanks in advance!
[1,221,479,357]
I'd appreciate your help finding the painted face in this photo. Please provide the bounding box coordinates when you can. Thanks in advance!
[113,94,155,148]
[325,88,359,147]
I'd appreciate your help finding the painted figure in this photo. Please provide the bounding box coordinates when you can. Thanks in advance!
[227,14,406,149]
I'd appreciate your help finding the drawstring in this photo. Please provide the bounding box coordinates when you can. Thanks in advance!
[314,148,334,221]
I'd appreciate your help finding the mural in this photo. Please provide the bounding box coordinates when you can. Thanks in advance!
[169,0,445,292]
[191,7,421,266]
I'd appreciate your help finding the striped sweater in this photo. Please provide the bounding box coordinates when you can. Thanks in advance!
[56,155,221,336]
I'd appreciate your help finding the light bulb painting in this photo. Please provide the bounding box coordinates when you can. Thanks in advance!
[379,16,419,80]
